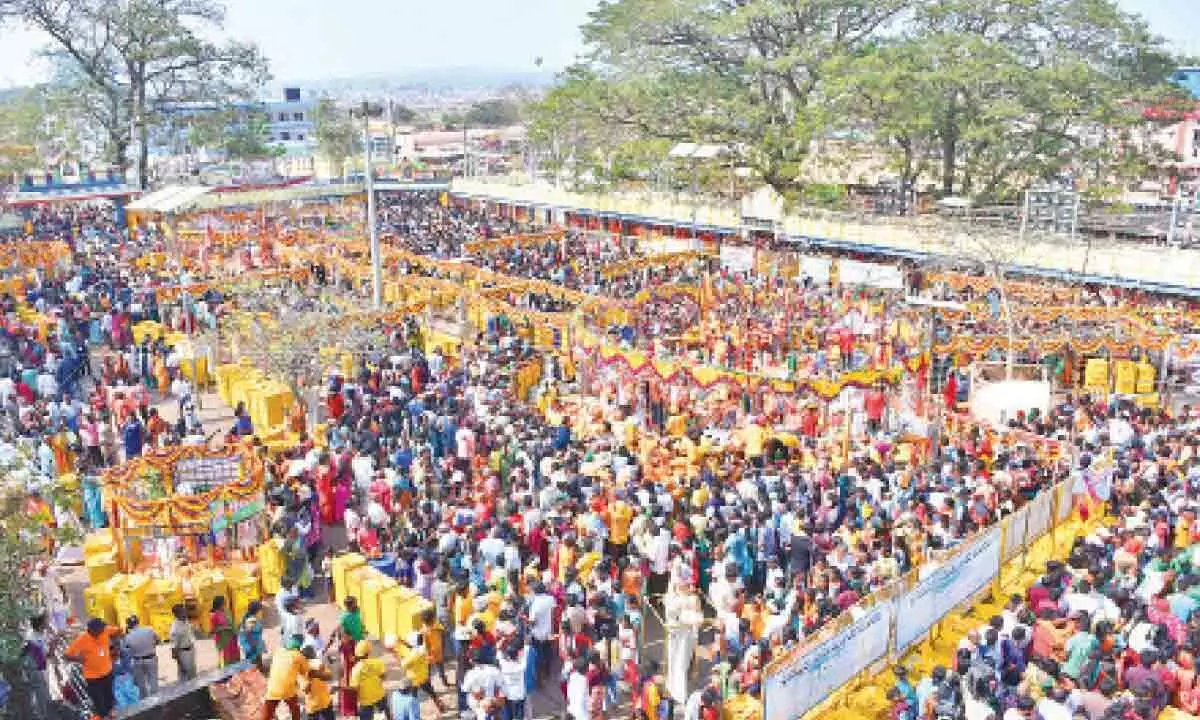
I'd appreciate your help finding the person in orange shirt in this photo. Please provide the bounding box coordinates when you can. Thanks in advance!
[64,618,120,719]
[606,491,633,558]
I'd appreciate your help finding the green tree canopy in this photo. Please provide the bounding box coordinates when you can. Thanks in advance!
[313,96,360,179]
[464,98,523,128]
[0,0,269,187]
[529,0,1187,202]
[187,107,282,162]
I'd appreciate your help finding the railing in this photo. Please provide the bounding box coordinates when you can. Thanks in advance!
[761,477,1090,720]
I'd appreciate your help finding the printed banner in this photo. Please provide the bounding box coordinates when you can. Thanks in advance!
[720,244,757,273]
[1002,507,1029,563]
[1025,489,1055,545]
[837,260,905,289]
[1057,480,1074,522]
[1084,359,1109,393]
[894,528,1001,652]
[764,602,892,720]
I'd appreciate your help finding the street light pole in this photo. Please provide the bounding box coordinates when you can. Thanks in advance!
[359,101,382,309]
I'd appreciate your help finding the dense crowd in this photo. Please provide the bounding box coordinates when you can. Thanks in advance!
[9,196,1200,720]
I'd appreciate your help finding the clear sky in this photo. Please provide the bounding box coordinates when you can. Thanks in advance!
[0,0,1194,89]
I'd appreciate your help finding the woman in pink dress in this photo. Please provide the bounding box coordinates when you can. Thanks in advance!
[209,595,240,666]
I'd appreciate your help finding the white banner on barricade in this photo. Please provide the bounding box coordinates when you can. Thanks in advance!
[1002,507,1029,563]
[764,602,893,720]
[1056,480,1074,522]
[895,528,1001,652]
[1025,489,1055,545]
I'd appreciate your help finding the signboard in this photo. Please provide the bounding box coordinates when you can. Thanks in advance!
[1056,480,1074,522]
[1002,507,1029,563]
[1084,359,1109,393]
[720,244,757,273]
[1114,360,1137,395]
[1136,362,1156,394]
[764,602,892,720]
[895,528,1001,652]
[175,455,240,491]
[1025,490,1054,545]
[837,260,904,289]
[798,256,831,284]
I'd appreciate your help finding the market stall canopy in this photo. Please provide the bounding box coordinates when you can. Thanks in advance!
[189,182,363,210]
[127,185,214,214]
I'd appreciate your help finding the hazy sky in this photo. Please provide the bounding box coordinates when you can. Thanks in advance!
[0,0,1193,88]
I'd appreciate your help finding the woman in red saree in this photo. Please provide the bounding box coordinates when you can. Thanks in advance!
[316,463,335,525]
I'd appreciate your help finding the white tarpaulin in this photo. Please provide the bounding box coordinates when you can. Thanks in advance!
[838,259,905,289]
[798,256,831,283]
[969,380,1051,427]
[126,185,214,214]
[764,602,893,720]
[895,528,1001,652]
[720,244,757,273]
[640,238,699,254]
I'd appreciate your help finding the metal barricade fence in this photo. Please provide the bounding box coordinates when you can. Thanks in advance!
[762,477,1097,720]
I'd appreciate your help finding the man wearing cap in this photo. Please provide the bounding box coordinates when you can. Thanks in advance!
[122,615,158,700]
[349,640,388,720]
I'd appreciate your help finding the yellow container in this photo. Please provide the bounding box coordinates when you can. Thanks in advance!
[391,589,434,642]
[144,600,176,641]
[229,575,261,621]
[83,581,117,626]
[86,554,119,586]
[84,529,115,559]
[379,586,407,641]
[331,553,366,605]
[345,566,370,609]
[258,539,284,596]
[360,572,398,639]
[112,574,151,627]
[192,571,231,635]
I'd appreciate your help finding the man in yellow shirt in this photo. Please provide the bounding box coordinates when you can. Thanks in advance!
[300,646,334,720]
[349,640,388,720]
[261,635,307,720]
[399,631,445,713]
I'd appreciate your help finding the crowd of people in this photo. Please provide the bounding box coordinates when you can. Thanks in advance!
[889,398,1200,720]
[8,194,1200,720]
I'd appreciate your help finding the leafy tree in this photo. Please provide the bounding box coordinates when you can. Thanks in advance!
[463,98,522,128]
[0,443,81,719]
[187,107,282,161]
[531,0,908,200]
[0,0,269,187]
[313,96,360,179]
[533,0,1185,203]
[389,103,418,125]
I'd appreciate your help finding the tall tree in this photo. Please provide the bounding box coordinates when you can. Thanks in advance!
[1,0,269,187]
[463,98,522,128]
[530,0,909,200]
[187,107,283,162]
[313,97,360,180]
[832,0,1186,200]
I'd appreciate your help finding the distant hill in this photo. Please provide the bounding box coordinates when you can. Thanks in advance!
[278,67,557,95]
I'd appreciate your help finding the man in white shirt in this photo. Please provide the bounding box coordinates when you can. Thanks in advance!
[351,450,375,491]
[461,651,502,720]
[36,370,58,400]
[477,528,505,568]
